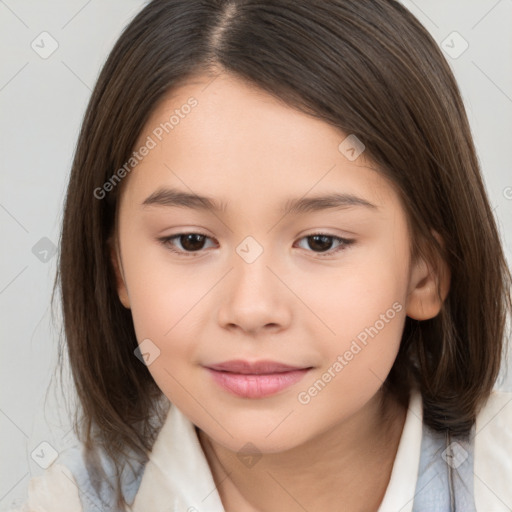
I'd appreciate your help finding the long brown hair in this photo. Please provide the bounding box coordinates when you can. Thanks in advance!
[54,0,511,508]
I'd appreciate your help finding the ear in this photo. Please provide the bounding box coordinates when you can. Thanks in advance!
[406,231,450,320]
[109,236,131,309]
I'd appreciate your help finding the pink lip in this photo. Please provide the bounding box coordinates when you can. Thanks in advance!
[205,360,312,399]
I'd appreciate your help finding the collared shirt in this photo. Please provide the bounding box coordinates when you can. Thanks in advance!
[9,389,512,511]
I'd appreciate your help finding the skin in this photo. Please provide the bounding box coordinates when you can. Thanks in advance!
[111,72,449,512]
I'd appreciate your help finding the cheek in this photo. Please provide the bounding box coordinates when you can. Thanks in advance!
[122,239,217,340]
[294,236,408,405]
[122,255,211,406]
[298,237,409,355]
[118,239,216,399]
[294,299,406,438]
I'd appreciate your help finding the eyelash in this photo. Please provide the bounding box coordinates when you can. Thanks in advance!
[157,232,355,258]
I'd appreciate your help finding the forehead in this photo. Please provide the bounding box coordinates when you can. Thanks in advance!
[120,73,399,216]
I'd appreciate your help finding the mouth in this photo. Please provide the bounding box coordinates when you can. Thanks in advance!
[204,360,313,399]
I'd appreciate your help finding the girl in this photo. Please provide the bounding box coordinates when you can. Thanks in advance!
[12,0,512,511]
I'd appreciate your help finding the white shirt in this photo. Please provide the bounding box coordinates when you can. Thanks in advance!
[10,390,512,512]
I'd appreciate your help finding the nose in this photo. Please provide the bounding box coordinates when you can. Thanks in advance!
[216,247,292,336]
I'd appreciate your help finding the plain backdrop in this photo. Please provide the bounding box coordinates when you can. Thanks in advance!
[1,0,511,508]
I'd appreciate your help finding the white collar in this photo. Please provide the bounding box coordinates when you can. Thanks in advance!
[131,391,424,512]
[131,402,225,512]
[377,389,423,512]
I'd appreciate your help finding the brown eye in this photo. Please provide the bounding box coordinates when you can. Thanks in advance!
[159,232,216,255]
[306,235,335,252]
[178,233,207,251]
[295,233,355,256]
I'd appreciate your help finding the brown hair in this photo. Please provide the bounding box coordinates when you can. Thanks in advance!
[54,0,511,508]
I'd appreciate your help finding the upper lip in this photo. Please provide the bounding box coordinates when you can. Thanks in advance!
[206,360,310,375]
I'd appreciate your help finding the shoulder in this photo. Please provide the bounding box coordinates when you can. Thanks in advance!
[9,441,147,512]
[476,388,512,429]
[7,460,82,512]
[474,389,512,511]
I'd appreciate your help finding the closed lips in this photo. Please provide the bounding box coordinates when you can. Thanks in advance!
[206,360,311,374]
[205,360,312,399]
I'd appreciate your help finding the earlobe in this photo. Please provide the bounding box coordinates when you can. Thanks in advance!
[406,232,450,321]
[109,237,131,309]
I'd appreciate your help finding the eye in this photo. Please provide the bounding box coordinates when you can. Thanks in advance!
[158,232,217,256]
[294,233,355,257]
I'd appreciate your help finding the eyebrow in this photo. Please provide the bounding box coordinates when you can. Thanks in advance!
[141,187,378,214]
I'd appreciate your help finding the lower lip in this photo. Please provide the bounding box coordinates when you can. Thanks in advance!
[206,368,310,399]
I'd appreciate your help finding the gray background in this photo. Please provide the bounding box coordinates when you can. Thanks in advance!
[1,0,511,508]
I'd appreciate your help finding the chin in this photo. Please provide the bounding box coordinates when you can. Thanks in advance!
[196,411,313,455]
[212,429,305,455]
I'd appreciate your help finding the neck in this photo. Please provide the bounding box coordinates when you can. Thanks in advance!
[198,388,408,512]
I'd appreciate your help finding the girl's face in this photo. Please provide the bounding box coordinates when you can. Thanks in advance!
[113,72,441,453]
